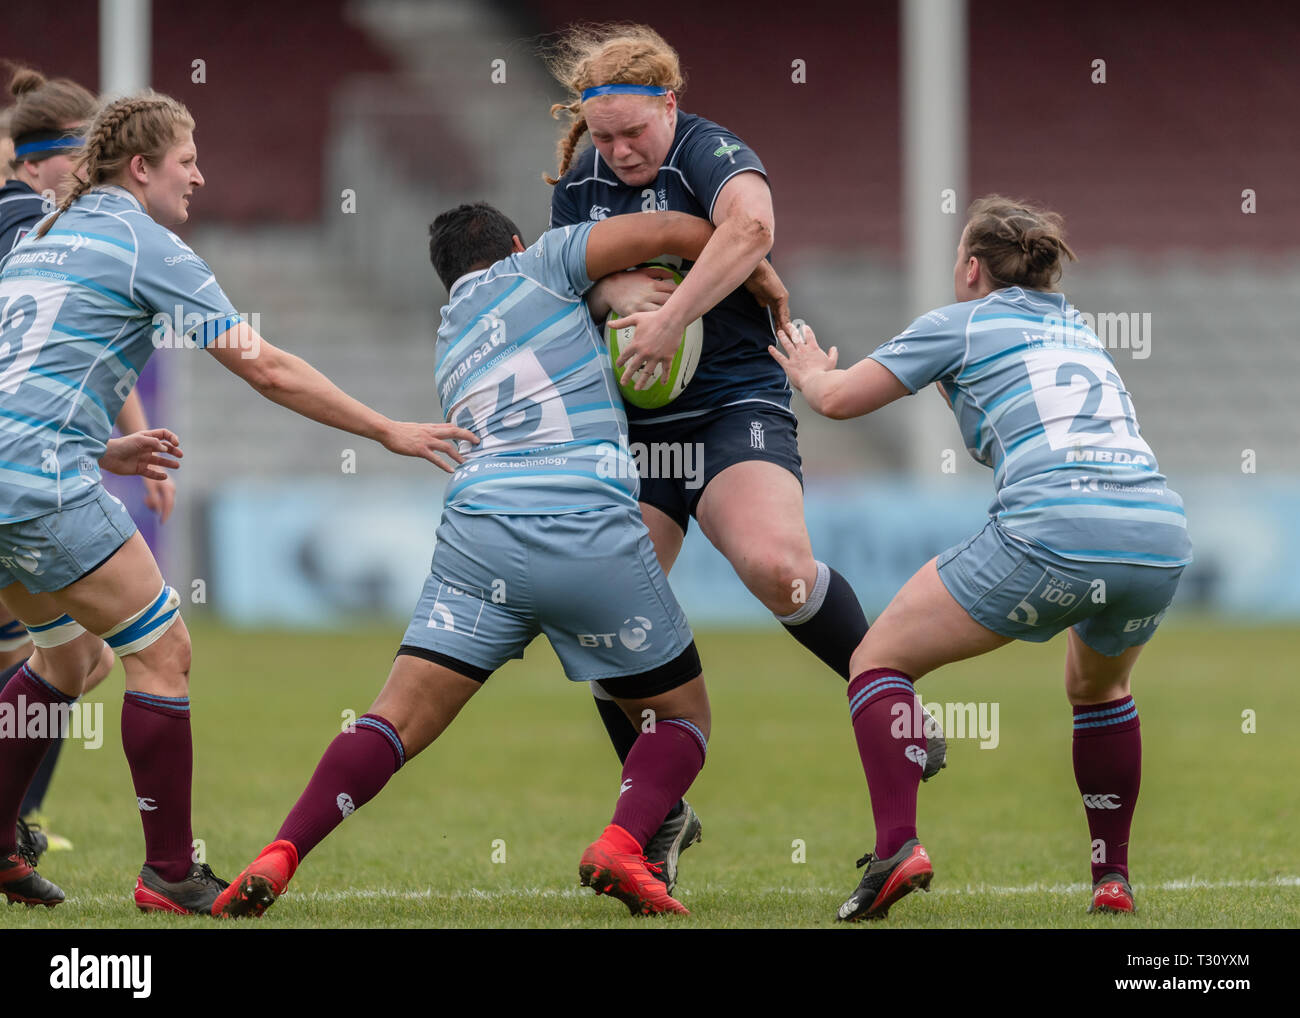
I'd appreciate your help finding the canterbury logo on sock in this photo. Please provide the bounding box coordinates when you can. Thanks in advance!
[337,792,355,818]
[904,744,928,770]
[619,779,632,797]
[1083,793,1121,809]
[137,797,157,812]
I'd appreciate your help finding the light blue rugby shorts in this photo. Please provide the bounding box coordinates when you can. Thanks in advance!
[399,505,696,683]
[0,488,138,594]
[936,519,1184,656]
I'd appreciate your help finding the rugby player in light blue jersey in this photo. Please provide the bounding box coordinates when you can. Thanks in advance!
[215,202,785,920]
[0,65,181,863]
[771,196,1191,921]
[0,91,475,913]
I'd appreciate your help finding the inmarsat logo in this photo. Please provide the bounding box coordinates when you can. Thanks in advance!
[1083,793,1121,810]
[904,744,929,770]
[618,616,653,652]
[337,792,356,818]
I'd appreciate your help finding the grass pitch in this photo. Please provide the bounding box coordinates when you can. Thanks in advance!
[3,619,1297,929]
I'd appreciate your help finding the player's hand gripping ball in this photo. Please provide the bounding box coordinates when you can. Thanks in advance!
[605,265,704,410]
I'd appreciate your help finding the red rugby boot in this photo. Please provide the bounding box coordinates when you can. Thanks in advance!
[1089,872,1137,915]
[579,824,689,916]
[213,839,299,918]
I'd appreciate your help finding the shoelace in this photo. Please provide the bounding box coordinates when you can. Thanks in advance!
[15,819,41,868]
[194,863,230,891]
[854,852,876,869]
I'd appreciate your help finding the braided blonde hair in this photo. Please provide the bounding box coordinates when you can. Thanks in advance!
[541,23,685,185]
[34,90,193,238]
[964,195,1078,291]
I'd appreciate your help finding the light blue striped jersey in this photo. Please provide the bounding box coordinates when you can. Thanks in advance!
[870,288,1191,566]
[0,186,241,522]
[438,221,638,514]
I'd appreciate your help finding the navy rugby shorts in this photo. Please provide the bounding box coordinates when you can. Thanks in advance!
[629,403,802,531]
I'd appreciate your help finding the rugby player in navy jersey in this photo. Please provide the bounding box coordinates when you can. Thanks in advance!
[542,23,947,889]
[0,66,175,863]
[215,203,788,920]
[771,197,1191,919]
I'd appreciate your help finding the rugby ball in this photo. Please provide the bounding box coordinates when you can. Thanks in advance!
[605,266,703,410]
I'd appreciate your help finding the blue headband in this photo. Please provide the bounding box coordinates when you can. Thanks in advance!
[580,83,668,102]
[13,131,85,159]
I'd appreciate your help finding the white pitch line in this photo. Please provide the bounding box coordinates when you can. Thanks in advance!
[60,875,1300,908]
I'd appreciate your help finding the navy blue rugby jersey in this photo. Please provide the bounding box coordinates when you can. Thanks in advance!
[549,111,791,424]
[0,179,47,256]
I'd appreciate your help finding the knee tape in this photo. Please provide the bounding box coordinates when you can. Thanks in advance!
[101,585,181,657]
[25,614,86,650]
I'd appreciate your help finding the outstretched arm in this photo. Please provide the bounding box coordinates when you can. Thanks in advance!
[205,323,477,471]
[769,324,909,420]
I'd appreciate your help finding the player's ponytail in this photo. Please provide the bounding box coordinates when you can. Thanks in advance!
[34,90,193,239]
[964,195,1077,291]
[541,23,686,185]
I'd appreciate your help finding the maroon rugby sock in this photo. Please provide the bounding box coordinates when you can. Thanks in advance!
[848,668,926,859]
[0,663,74,856]
[122,690,195,881]
[1072,695,1141,882]
[609,718,707,848]
[276,714,405,862]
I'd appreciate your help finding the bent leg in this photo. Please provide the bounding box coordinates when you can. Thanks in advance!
[581,674,709,914]
[1067,630,1145,885]
[0,618,102,856]
[275,655,482,863]
[697,460,868,678]
[11,535,195,880]
[605,673,711,848]
[18,635,116,822]
[846,559,1011,858]
[0,589,120,848]
[696,461,818,613]
[850,557,1013,680]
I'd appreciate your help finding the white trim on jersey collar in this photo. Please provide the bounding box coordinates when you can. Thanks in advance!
[450,268,487,294]
[91,184,144,211]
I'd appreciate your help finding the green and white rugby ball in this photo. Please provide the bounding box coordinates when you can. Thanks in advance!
[605,266,703,410]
